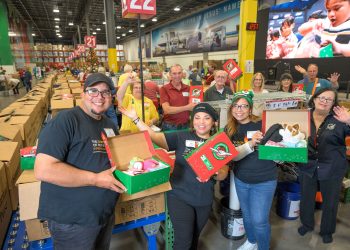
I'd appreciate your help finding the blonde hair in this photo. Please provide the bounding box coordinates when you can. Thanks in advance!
[123,64,133,73]
[250,72,266,90]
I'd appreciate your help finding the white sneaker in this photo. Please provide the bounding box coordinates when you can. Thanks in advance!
[237,239,258,250]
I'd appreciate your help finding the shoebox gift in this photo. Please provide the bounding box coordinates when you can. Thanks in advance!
[189,86,203,104]
[185,131,238,182]
[259,110,310,163]
[20,146,37,170]
[102,131,171,195]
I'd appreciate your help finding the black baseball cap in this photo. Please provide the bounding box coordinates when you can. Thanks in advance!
[191,103,218,121]
[84,73,115,91]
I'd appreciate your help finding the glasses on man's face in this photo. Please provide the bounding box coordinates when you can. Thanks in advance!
[316,96,334,104]
[232,104,250,111]
[84,88,112,98]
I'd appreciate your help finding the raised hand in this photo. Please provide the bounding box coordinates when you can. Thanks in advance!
[328,72,340,84]
[118,106,138,120]
[294,65,306,75]
[333,106,350,125]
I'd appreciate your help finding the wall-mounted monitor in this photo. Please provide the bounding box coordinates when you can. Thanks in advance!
[265,0,350,59]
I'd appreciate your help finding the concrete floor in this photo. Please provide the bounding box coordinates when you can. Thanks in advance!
[1,86,350,250]
[108,182,350,250]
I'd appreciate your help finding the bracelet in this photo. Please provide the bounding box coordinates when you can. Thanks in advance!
[133,117,140,125]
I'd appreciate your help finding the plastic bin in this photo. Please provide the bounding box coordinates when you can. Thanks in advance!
[276,182,301,220]
[220,197,245,240]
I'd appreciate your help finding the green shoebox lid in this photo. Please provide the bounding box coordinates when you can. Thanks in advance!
[258,145,307,163]
[20,157,36,170]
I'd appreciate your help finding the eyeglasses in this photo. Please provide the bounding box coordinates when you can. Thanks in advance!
[84,88,112,98]
[232,104,250,110]
[316,96,334,104]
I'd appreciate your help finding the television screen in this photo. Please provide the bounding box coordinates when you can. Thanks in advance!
[265,0,350,59]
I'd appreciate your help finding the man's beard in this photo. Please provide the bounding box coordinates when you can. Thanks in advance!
[91,109,103,116]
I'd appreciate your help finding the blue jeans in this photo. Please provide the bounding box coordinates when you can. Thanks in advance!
[234,177,277,250]
[161,121,189,132]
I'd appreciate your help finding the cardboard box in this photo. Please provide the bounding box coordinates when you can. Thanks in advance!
[51,99,74,117]
[16,170,40,221]
[69,82,82,89]
[0,141,21,210]
[259,110,310,163]
[0,142,20,186]
[0,163,12,245]
[25,219,51,241]
[71,87,83,94]
[16,170,168,240]
[0,115,32,146]
[185,131,238,182]
[115,192,165,224]
[102,131,171,195]
[0,123,23,149]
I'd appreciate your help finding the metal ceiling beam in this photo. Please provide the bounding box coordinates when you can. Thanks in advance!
[15,0,46,40]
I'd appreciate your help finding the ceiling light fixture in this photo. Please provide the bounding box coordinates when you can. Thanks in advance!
[55,30,60,33]
[103,21,106,25]
[117,36,120,39]
[92,32,97,35]
[140,24,145,28]
[55,25,59,28]
[152,17,157,22]
[122,33,126,36]
[32,33,36,36]
[96,28,101,31]
[57,33,61,36]
[53,9,59,13]
[116,26,121,29]
[128,29,133,33]
[68,22,74,26]
[54,18,60,21]
[174,7,180,11]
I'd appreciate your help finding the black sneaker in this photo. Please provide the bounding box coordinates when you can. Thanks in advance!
[322,234,333,244]
[298,226,311,236]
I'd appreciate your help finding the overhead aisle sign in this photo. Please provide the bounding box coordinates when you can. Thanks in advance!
[121,0,156,19]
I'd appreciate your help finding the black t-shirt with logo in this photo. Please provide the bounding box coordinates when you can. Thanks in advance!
[37,107,119,226]
[228,121,277,183]
[165,131,215,206]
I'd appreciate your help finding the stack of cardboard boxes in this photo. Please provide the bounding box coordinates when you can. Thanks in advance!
[0,73,55,244]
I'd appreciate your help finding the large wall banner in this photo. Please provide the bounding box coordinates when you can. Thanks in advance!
[152,0,240,57]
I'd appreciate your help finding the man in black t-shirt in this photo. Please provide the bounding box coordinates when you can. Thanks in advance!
[34,73,126,250]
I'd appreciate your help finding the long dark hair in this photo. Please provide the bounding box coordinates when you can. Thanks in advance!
[308,87,339,110]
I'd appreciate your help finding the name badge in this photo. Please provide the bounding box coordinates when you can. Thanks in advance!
[185,140,203,148]
[247,131,257,139]
[104,128,116,137]
[182,92,189,97]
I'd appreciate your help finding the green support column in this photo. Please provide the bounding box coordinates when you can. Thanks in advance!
[0,1,13,66]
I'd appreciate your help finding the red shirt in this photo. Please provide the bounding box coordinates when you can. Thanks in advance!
[160,81,190,125]
[144,80,160,108]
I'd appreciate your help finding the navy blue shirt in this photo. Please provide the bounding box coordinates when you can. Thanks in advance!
[37,107,119,225]
[165,131,215,206]
[227,121,277,183]
[299,111,350,180]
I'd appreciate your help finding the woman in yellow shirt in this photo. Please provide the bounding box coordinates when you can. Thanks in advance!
[117,74,159,133]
